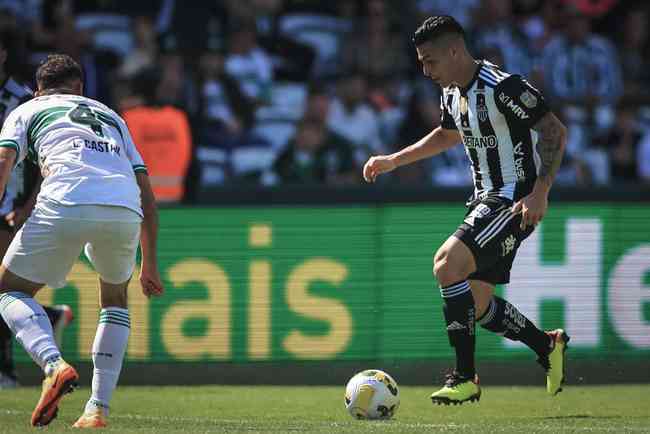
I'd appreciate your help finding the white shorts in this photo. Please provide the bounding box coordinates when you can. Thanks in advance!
[3,202,142,289]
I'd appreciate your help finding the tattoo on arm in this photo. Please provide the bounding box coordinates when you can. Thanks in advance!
[532,113,566,186]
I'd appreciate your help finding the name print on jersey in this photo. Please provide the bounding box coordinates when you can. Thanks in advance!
[498,92,529,120]
[73,139,121,155]
[463,135,498,149]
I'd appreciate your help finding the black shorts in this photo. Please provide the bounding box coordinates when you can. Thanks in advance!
[453,196,534,285]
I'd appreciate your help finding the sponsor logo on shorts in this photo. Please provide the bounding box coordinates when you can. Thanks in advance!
[464,203,493,226]
[501,234,516,256]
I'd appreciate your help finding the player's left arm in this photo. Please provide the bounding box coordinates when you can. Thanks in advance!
[117,113,164,298]
[532,112,567,189]
[495,75,567,229]
[515,112,567,229]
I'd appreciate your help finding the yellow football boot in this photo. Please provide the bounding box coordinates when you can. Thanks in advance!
[539,329,570,396]
[431,372,481,405]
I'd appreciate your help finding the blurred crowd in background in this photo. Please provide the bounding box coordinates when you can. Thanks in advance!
[0,0,648,203]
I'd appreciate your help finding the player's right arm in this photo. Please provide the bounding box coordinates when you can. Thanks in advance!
[136,171,164,298]
[363,127,461,182]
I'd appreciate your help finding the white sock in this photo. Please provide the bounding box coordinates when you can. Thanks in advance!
[0,292,61,373]
[85,307,130,415]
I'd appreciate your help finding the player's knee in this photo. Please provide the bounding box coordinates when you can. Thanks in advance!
[100,281,128,308]
[432,249,447,279]
[433,249,471,286]
[433,256,458,285]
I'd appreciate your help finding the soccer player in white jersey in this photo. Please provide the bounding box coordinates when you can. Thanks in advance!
[363,16,569,405]
[0,54,163,427]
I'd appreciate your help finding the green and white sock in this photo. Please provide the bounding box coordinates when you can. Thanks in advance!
[0,292,61,373]
[85,307,130,415]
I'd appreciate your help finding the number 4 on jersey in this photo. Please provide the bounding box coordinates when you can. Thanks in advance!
[69,104,106,137]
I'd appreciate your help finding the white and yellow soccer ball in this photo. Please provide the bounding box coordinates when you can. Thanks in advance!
[344,369,400,420]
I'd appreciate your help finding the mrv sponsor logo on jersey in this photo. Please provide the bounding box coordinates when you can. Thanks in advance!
[499,92,529,120]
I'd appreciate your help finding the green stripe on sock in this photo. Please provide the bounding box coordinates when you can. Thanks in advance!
[0,293,30,311]
[100,310,130,318]
[99,319,130,328]
[99,313,130,322]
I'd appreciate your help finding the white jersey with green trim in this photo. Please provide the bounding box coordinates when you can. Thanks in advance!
[0,94,147,217]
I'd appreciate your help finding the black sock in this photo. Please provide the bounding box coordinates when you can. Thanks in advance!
[0,317,14,375]
[440,280,476,378]
[43,306,62,326]
[478,296,551,357]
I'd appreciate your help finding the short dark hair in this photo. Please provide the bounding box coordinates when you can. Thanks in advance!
[35,54,83,91]
[412,15,465,46]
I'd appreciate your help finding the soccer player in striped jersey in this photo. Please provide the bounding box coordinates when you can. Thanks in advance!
[0,31,74,390]
[0,54,163,427]
[363,16,570,405]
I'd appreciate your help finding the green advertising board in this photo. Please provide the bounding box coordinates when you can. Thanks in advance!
[18,204,650,363]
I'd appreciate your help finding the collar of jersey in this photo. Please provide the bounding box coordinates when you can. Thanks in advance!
[459,61,482,95]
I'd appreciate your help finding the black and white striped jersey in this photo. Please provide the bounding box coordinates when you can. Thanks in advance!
[0,77,33,216]
[440,60,549,201]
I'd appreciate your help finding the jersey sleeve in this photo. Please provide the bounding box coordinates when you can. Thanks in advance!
[439,91,457,130]
[117,115,147,175]
[494,75,549,129]
[0,107,29,165]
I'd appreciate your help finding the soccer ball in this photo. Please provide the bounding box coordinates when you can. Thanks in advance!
[344,369,400,420]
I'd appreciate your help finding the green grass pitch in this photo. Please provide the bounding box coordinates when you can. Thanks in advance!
[1,385,649,433]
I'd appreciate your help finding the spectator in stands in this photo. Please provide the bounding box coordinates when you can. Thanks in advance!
[122,68,193,203]
[472,0,533,76]
[196,37,255,150]
[326,70,384,169]
[271,116,357,186]
[30,3,113,104]
[540,5,622,182]
[340,0,409,81]
[516,0,563,57]
[414,0,479,30]
[277,0,356,79]
[224,18,273,105]
[338,0,411,149]
[119,15,157,79]
[156,33,197,114]
[154,0,228,56]
[303,83,331,125]
[250,0,316,82]
[189,34,273,191]
[617,7,650,105]
[600,104,645,184]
